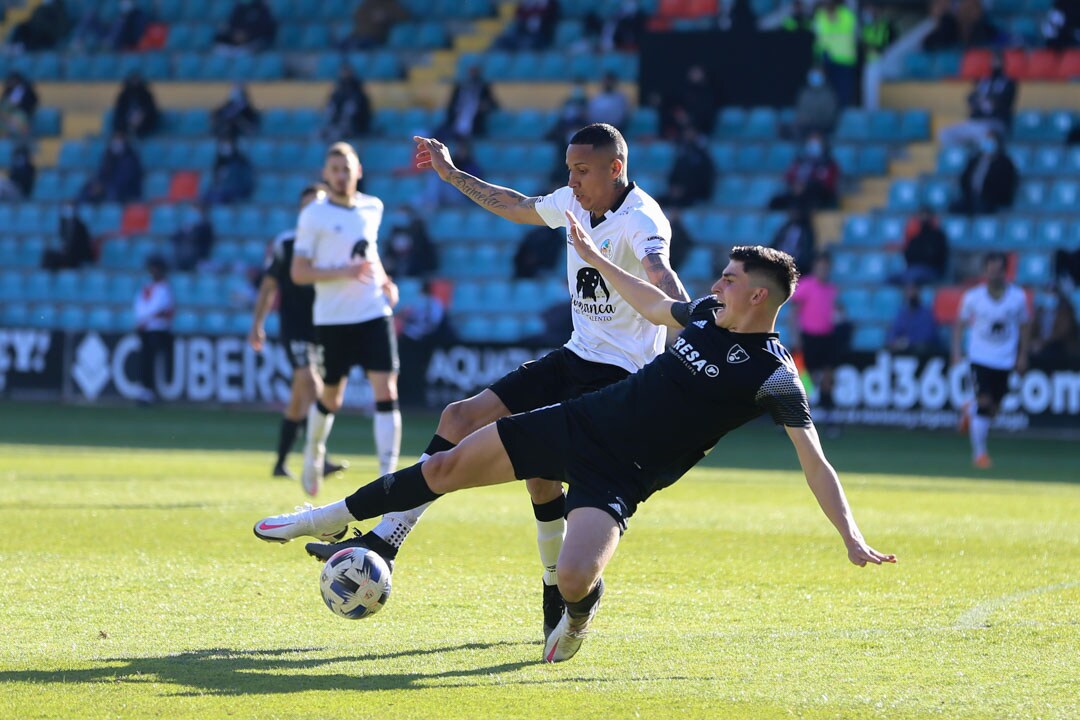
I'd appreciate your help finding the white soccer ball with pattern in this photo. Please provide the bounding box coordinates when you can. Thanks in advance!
[319,547,392,620]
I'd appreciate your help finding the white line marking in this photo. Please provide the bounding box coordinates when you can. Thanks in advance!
[955,581,1080,629]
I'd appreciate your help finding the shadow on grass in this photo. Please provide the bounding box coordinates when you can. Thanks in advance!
[0,643,549,695]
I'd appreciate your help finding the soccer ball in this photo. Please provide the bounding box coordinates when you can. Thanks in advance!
[319,547,392,620]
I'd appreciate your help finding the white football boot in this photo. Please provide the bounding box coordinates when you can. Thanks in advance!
[253,503,348,543]
[542,597,602,663]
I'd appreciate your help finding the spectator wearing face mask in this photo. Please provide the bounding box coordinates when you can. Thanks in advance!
[769,132,839,211]
[950,133,1018,216]
[112,72,160,139]
[792,67,839,139]
[202,138,255,205]
[78,131,144,204]
[887,283,942,355]
[547,81,589,147]
[42,202,95,271]
[890,206,950,285]
[381,206,438,278]
[212,83,261,140]
[587,72,630,129]
[214,0,277,55]
[940,52,1016,148]
[659,125,716,208]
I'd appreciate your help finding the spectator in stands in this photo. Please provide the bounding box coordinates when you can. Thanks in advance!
[886,283,942,355]
[891,206,949,285]
[514,225,563,279]
[399,280,452,344]
[1056,246,1080,287]
[441,65,498,139]
[950,132,1018,216]
[587,71,630,129]
[202,137,255,205]
[1030,284,1080,367]
[939,52,1016,147]
[42,202,94,271]
[111,72,160,139]
[0,71,38,139]
[860,2,895,62]
[788,253,846,429]
[345,0,410,49]
[105,0,148,51]
[78,131,144,204]
[321,64,373,142]
[812,0,858,107]
[214,0,276,54]
[769,132,840,211]
[590,0,647,52]
[791,67,839,139]
[171,203,216,272]
[495,0,560,51]
[922,0,997,51]
[1043,0,1080,49]
[212,83,261,139]
[134,255,174,405]
[660,125,716,208]
[9,0,70,52]
[3,143,36,200]
[781,0,813,32]
[382,206,438,278]
[662,65,717,138]
[547,80,589,146]
[667,208,694,274]
[770,205,816,276]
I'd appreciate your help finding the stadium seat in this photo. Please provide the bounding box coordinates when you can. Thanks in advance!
[888,179,919,211]
[959,50,992,80]
[57,305,86,332]
[53,270,81,302]
[1016,253,1052,285]
[932,286,965,324]
[23,270,52,301]
[121,204,151,235]
[1058,49,1080,80]
[843,215,877,246]
[1,302,29,327]
[851,324,887,352]
[0,269,24,301]
[1037,219,1067,247]
[27,303,57,329]
[169,171,201,201]
[85,307,116,332]
[1025,50,1060,80]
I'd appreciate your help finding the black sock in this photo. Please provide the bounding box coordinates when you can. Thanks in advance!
[275,418,301,467]
[565,577,604,619]
[344,463,441,522]
[423,434,456,457]
[532,493,565,522]
[315,400,333,416]
[362,531,400,560]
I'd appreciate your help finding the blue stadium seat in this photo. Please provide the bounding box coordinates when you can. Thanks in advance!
[456,315,490,341]
[173,309,199,334]
[709,142,736,171]
[840,287,875,321]
[1017,180,1047,210]
[627,108,660,138]
[108,272,139,304]
[888,179,919,211]
[858,145,889,176]
[937,146,967,174]
[0,269,24,301]
[1,302,30,327]
[830,250,860,283]
[833,145,857,174]
[1049,180,1079,211]
[735,145,766,173]
[1004,217,1035,246]
[679,247,715,282]
[903,52,935,79]
[1014,110,1053,142]
[843,215,877,246]
[1037,219,1067,247]
[899,110,931,141]
[858,251,900,283]
[202,310,229,335]
[729,213,762,243]
[836,110,870,141]
[714,108,746,139]
[921,178,953,211]
[851,324,887,352]
[1016,253,1052,285]
[869,111,900,141]
[85,307,115,332]
[743,108,778,140]
[31,108,61,136]
[53,270,81,302]
[941,216,972,248]
[27,303,57,329]
[489,315,521,342]
[872,286,903,320]
[970,217,1000,247]
[452,280,483,312]
[763,143,796,172]
[57,305,86,331]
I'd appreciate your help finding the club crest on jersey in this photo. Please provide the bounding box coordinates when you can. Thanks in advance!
[727,345,749,364]
[598,238,613,258]
[671,336,720,377]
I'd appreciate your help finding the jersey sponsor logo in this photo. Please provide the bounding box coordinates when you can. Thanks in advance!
[351,239,369,260]
[727,344,749,364]
[572,267,616,319]
[670,336,720,377]
[764,338,798,375]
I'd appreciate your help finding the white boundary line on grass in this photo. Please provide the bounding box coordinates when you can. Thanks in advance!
[955,581,1080,629]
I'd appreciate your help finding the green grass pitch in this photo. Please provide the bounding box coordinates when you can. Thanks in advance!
[0,401,1077,719]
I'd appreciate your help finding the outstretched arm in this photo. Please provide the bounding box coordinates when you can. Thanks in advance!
[785,425,896,567]
[566,210,684,329]
[248,274,278,351]
[414,136,547,225]
[641,252,690,302]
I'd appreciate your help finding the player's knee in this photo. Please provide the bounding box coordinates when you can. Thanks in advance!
[556,562,600,603]
[525,478,563,504]
[422,451,460,494]
[320,396,343,414]
[440,399,480,438]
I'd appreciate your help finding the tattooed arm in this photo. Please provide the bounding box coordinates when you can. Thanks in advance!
[414,136,547,225]
[641,252,690,301]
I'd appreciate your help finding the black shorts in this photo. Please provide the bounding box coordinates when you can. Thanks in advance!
[971,362,1010,408]
[488,346,630,415]
[496,405,641,534]
[801,332,838,372]
[283,338,317,372]
[315,316,399,385]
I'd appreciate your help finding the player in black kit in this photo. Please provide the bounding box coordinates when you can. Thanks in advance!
[249,184,345,480]
[255,214,895,663]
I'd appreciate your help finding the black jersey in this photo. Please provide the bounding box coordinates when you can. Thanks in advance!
[560,296,812,500]
[266,229,315,342]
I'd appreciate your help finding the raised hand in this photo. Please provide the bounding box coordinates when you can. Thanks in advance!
[413,136,456,182]
[565,210,601,262]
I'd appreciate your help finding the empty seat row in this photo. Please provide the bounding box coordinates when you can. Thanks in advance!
[845,213,1080,250]
[938,143,1080,176]
[456,51,638,82]
[452,278,568,314]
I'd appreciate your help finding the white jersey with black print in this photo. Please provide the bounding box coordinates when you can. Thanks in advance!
[533,182,672,374]
[293,193,390,326]
[958,283,1029,370]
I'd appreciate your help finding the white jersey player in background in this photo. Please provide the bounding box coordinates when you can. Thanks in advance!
[303,123,690,640]
[287,142,401,499]
[952,251,1031,469]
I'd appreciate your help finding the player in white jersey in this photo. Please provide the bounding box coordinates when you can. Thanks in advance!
[952,252,1031,469]
[288,142,401,497]
[302,123,689,640]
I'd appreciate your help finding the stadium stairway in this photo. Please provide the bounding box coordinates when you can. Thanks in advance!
[407,0,516,86]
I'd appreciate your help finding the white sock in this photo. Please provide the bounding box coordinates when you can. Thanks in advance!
[305,403,334,465]
[374,409,401,476]
[310,500,355,531]
[971,413,991,458]
[369,452,433,548]
[537,518,565,586]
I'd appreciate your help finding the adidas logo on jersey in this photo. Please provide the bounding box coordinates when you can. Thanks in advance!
[727,345,749,364]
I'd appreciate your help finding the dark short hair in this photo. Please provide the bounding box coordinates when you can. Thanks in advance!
[299,183,323,200]
[568,123,628,162]
[326,141,359,163]
[729,245,800,302]
[984,251,1008,268]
